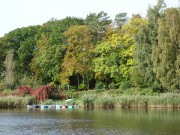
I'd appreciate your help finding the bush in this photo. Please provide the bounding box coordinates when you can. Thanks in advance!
[108,82,116,89]
[18,75,42,89]
[95,82,105,89]
[0,90,13,96]
[61,84,68,91]
[70,85,77,92]
[13,86,32,96]
[0,80,6,92]
[119,81,132,90]
[78,83,87,90]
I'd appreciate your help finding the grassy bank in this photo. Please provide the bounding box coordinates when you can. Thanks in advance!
[0,96,35,108]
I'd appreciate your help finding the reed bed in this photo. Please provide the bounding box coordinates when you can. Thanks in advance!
[0,96,35,108]
[80,93,180,108]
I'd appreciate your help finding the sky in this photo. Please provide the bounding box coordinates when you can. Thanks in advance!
[0,0,179,37]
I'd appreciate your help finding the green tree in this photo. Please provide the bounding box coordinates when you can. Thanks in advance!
[114,12,128,28]
[85,11,112,44]
[94,18,146,83]
[0,37,6,79]
[152,8,180,90]
[30,17,84,84]
[134,0,166,88]
[5,26,42,76]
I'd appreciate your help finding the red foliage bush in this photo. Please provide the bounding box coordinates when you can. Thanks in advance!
[12,84,78,102]
[13,84,63,102]
[13,86,32,96]
[31,84,60,101]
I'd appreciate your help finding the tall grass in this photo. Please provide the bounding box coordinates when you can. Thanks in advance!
[94,94,114,108]
[81,94,97,108]
[0,96,35,108]
[80,93,180,108]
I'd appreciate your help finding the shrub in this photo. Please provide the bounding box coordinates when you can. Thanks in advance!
[108,82,116,89]
[119,81,132,90]
[70,85,77,92]
[31,84,60,102]
[18,74,42,89]
[61,84,68,91]
[0,80,6,92]
[0,90,13,97]
[78,83,87,90]
[13,84,62,102]
[95,82,105,89]
[13,86,32,96]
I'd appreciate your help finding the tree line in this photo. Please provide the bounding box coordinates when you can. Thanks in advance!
[0,0,179,92]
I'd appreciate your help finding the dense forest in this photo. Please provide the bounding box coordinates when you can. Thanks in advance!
[0,0,180,93]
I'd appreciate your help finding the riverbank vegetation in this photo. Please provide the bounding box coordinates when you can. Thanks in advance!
[0,0,180,108]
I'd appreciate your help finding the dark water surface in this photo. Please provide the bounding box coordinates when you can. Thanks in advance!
[0,108,179,135]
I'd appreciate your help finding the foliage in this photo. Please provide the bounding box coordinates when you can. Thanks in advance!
[108,82,116,89]
[114,12,128,28]
[30,17,84,84]
[13,86,32,96]
[19,75,42,89]
[152,8,180,90]
[85,11,112,43]
[94,18,146,83]
[134,0,166,88]
[0,2,179,94]
[78,83,87,90]
[95,82,105,89]
[0,37,6,79]
[60,25,94,89]
[69,85,77,92]
[0,90,13,97]
[0,80,6,92]
[119,81,132,90]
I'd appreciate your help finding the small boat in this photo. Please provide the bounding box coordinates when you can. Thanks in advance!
[27,105,33,110]
[62,105,67,109]
[41,105,48,109]
[56,105,62,109]
[48,105,56,109]
[34,105,40,108]
[67,105,73,109]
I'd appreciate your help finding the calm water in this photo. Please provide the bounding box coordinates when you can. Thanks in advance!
[0,108,179,135]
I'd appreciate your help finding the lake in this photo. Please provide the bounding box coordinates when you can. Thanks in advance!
[0,108,179,135]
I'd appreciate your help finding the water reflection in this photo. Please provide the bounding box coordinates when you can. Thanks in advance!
[0,108,179,135]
